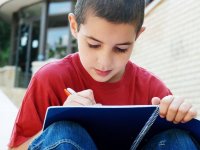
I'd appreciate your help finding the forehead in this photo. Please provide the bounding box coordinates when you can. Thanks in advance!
[79,14,137,43]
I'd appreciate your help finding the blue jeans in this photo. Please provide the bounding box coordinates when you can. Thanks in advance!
[28,121,200,150]
[142,129,200,150]
[28,121,97,150]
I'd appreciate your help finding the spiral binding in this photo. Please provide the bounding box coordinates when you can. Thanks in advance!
[130,107,159,150]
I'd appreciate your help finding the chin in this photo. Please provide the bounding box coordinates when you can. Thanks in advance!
[94,77,109,83]
[94,75,119,83]
[92,75,111,83]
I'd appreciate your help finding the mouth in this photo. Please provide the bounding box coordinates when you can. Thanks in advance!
[94,69,112,77]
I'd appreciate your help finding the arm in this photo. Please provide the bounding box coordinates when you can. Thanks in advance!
[8,75,49,148]
[10,89,97,149]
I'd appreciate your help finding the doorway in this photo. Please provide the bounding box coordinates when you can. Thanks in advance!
[15,19,40,88]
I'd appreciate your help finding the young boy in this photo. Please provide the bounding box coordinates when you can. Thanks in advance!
[9,0,199,149]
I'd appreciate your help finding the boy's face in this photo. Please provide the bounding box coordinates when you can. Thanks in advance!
[69,13,144,83]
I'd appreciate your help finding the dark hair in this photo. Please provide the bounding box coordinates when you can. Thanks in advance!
[74,0,145,33]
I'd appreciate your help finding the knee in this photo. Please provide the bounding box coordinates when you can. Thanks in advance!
[29,121,96,150]
[45,121,86,138]
[45,121,97,145]
[143,129,199,149]
[153,129,192,143]
[163,128,189,137]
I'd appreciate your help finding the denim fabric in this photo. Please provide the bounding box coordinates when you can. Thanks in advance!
[28,121,200,150]
[28,121,97,150]
[142,129,200,150]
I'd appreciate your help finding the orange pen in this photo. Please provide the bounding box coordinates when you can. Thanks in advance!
[64,88,76,96]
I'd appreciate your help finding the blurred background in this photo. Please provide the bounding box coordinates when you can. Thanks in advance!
[0,0,200,149]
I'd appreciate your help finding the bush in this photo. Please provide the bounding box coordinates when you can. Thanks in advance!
[0,18,11,67]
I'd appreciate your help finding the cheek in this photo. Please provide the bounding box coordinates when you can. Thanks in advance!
[79,50,96,68]
[115,61,127,70]
[114,54,131,66]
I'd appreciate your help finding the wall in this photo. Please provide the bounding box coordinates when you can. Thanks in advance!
[131,0,200,117]
[0,66,15,87]
[0,58,57,107]
[0,66,26,107]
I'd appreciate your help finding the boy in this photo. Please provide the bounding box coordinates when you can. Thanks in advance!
[9,0,199,149]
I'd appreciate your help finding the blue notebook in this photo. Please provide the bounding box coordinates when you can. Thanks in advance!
[43,105,200,150]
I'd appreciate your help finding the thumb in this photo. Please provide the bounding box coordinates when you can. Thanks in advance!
[151,97,161,105]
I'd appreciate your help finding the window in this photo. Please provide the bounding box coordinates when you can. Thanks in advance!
[47,27,69,58]
[49,1,72,15]
[47,0,74,59]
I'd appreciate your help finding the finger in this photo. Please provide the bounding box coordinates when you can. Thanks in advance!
[63,100,85,106]
[77,89,96,104]
[173,102,192,124]
[93,103,102,106]
[159,95,174,118]
[151,97,161,105]
[63,97,83,106]
[66,94,95,106]
[182,107,197,123]
[166,97,184,122]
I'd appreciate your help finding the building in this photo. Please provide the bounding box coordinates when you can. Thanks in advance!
[132,0,200,114]
[0,0,76,88]
[0,0,154,88]
[0,0,157,107]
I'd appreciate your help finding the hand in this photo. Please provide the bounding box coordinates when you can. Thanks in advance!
[151,95,197,124]
[63,89,98,106]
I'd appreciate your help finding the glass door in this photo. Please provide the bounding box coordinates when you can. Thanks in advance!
[15,19,40,88]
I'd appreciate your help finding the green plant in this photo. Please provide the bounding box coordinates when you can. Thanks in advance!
[0,18,11,67]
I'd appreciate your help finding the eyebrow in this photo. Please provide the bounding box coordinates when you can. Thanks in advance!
[116,42,133,46]
[85,35,133,45]
[86,35,102,43]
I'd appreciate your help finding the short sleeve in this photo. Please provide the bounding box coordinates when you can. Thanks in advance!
[8,74,55,147]
[149,75,172,100]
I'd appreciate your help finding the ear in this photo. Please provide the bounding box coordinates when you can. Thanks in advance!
[135,26,146,40]
[68,13,78,39]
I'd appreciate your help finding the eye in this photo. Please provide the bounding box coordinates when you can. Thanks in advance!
[88,43,101,49]
[114,47,128,53]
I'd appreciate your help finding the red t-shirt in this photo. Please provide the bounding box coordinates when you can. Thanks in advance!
[8,53,171,147]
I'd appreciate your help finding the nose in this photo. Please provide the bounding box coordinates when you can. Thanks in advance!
[96,49,112,70]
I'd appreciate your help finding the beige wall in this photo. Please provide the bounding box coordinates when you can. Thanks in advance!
[0,66,26,107]
[0,59,57,107]
[0,66,15,88]
[132,0,200,114]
